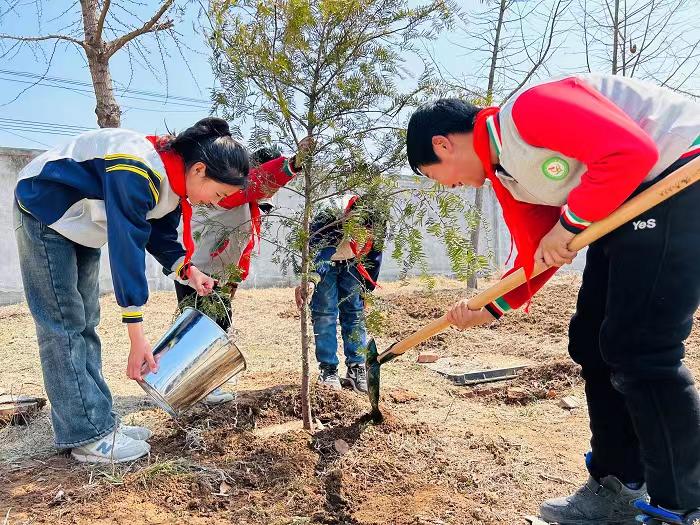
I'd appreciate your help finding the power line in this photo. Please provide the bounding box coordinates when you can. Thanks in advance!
[0,75,213,109]
[0,68,218,145]
[0,118,91,143]
[0,117,94,133]
[0,68,212,104]
[0,69,213,108]
[0,125,79,137]
[0,127,51,148]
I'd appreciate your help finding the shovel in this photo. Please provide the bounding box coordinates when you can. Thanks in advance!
[366,155,700,422]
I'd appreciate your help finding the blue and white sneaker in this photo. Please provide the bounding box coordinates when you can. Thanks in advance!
[71,429,150,463]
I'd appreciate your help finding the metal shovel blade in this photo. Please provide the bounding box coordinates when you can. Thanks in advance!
[366,338,382,422]
[365,338,399,423]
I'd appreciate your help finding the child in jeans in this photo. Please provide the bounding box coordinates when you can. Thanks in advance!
[295,195,384,393]
[14,118,248,463]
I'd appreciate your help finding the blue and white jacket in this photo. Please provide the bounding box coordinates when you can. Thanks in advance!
[15,128,187,323]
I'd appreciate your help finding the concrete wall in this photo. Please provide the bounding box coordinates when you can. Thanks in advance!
[0,147,177,305]
[1,148,45,305]
[0,147,585,305]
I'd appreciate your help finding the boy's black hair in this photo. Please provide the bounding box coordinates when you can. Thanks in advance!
[167,117,249,187]
[406,98,482,176]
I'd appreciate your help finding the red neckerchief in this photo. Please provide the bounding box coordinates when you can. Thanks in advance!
[236,202,261,281]
[473,108,535,306]
[146,136,194,276]
[345,196,379,288]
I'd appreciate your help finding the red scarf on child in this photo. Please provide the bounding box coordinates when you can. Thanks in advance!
[345,195,379,288]
[147,136,194,277]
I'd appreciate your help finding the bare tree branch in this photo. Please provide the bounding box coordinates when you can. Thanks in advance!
[0,32,85,47]
[107,0,175,56]
[95,0,111,42]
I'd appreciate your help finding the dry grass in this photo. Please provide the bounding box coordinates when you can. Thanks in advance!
[0,276,698,524]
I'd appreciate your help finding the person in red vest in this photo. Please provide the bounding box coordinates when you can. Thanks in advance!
[406,74,700,524]
[175,138,312,404]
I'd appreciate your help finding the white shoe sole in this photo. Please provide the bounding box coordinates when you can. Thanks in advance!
[318,379,342,390]
[71,445,150,464]
[202,396,235,406]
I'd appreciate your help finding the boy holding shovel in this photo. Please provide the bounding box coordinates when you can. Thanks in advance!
[406,74,700,524]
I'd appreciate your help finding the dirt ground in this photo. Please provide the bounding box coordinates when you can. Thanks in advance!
[1,275,699,524]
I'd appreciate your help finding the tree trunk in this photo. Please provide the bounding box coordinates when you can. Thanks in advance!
[87,52,122,128]
[467,187,483,289]
[299,146,314,431]
[80,0,121,128]
[486,0,507,106]
[490,187,501,271]
[612,0,620,74]
[470,0,506,289]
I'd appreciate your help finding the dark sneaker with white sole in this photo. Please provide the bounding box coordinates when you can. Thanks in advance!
[319,367,342,390]
[540,474,648,525]
[345,363,368,393]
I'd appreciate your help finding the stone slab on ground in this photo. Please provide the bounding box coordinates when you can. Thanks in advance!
[559,396,582,409]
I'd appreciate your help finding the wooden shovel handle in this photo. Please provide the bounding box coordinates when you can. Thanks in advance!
[382,155,700,359]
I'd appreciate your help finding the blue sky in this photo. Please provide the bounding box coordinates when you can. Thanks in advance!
[0,1,218,149]
[0,1,488,150]
[0,0,697,150]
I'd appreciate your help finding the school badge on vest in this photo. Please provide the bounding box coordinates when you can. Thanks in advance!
[541,156,570,181]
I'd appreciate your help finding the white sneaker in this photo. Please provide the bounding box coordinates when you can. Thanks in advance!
[202,387,235,405]
[71,430,150,463]
[119,424,152,441]
[318,367,342,390]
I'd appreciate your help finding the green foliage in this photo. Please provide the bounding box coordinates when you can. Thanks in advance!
[207,0,488,341]
[363,292,388,335]
[176,289,232,328]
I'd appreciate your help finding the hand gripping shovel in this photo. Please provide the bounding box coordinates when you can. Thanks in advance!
[366,155,700,422]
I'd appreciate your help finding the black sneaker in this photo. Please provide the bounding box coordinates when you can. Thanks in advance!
[540,475,647,525]
[318,367,341,390]
[345,363,368,393]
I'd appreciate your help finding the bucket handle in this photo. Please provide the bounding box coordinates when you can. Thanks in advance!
[194,288,233,330]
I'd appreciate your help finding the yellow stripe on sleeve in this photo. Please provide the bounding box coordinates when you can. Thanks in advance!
[104,154,163,181]
[106,164,160,203]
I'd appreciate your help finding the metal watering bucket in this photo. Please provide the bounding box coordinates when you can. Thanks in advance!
[138,301,246,417]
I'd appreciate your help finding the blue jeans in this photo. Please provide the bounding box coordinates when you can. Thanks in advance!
[310,261,367,369]
[14,202,115,448]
